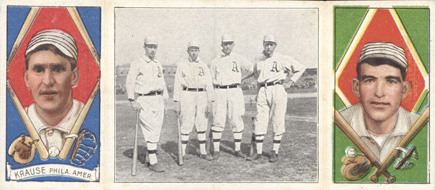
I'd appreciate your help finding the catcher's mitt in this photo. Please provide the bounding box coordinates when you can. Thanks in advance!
[341,154,371,181]
[70,129,98,166]
[8,134,37,164]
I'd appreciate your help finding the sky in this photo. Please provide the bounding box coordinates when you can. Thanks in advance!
[115,8,318,68]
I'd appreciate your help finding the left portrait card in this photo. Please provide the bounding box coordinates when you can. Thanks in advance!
[6,6,101,182]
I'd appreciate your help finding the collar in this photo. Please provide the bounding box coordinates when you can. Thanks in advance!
[189,57,200,63]
[350,103,411,138]
[27,99,84,134]
[142,55,158,63]
[221,51,232,57]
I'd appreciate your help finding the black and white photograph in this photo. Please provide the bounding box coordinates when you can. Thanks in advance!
[114,7,319,182]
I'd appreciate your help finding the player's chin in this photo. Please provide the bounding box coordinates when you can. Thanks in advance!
[366,110,394,122]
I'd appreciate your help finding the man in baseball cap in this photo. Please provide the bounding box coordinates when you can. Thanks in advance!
[24,29,84,159]
[209,34,253,160]
[173,40,214,161]
[340,42,418,162]
[126,36,168,172]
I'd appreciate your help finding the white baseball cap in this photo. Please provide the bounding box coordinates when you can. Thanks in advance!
[188,40,200,48]
[221,34,234,43]
[144,36,158,45]
[358,42,407,70]
[263,34,276,43]
[26,29,78,61]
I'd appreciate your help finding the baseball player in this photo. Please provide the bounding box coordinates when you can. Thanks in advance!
[126,37,168,172]
[23,29,84,159]
[210,34,253,160]
[340,42,418,162]
[250,35,306,163]
[173,41,214,161]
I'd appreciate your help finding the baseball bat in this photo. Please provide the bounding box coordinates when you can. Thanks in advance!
[370,107,429,182]
[249,117,256,158]
[6,81,49,160]
[334,109,394,182]
[58,7,100,160]
[59,80,100,160]
[177,117,184,166]
[131,111,139,176]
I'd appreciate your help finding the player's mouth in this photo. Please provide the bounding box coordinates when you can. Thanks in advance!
[370,101,390,107]
[40,90,58,98]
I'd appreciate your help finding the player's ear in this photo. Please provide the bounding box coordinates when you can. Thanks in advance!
[71,68,80,87]
[402,81,411,100]
[351,78,361,98]
[24,71,31,90]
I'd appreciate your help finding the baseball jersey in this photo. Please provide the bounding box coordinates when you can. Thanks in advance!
[210,52,252,85]
[173,57,214,102]
[340,103,419,162]
[254,52,306,83]
[26,99,84,157]
[125,55,169,100]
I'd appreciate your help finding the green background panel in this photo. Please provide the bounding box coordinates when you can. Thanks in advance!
[333,7,429,183]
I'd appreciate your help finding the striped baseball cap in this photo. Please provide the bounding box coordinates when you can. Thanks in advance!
[26,29,78,61]
[358,42,407,70]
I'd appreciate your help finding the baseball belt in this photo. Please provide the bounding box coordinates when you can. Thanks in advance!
[183,87,205,92]
[214,84,240,89]
[259,80,283,87]
[138,91,163,96]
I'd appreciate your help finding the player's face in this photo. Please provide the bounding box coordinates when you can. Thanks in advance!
[221,41,234,55]
[263,41,276,56]
[25,50,79,114]
[144,44,158,60]
[352,63,410,124]
[188,47,200,61]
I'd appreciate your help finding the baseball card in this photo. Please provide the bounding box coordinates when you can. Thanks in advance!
[5,6,101,182]
[333,6,429,183]
[114,7,319,182]
[0,1,434,190]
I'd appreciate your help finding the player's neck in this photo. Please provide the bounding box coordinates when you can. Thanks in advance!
[36,98,74,127]
[363,112,398,136]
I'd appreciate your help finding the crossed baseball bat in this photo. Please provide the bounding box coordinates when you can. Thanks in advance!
[334,107,429,183]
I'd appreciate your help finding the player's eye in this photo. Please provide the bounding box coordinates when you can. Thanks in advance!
[32,66,44,73]
[387,79,398,84]
[363,78,375,83]
[53,66,66,73]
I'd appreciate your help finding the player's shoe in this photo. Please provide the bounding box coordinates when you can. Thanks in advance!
[269,151,278,163]
[248,153,262,161]
[149,163,164,173]
[213,151,220,160]
[200,154,213,161]
[235,151,247,159]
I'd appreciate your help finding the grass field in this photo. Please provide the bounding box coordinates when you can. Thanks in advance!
[115,96,318,182]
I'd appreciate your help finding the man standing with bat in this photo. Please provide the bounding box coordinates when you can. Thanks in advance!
[126,36,168,173]
[339,42,419,163]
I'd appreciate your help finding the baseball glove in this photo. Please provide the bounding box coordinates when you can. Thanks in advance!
[70,129,98,166]
[341,154,371,181]
[8,134,37,164]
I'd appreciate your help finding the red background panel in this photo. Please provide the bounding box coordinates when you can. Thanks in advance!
[7,7,100,108]
[337,9,425,112]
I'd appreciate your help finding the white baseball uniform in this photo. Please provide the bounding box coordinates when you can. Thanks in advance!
[253,51,306,154]
[173,57,214,135]
[126,55,168,143]
[210,52,252,133]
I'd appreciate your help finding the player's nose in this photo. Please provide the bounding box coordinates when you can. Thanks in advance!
[42,71,55,85]
[374,81,385,98]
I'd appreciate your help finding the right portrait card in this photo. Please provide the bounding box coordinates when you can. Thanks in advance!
[333,6,429,183]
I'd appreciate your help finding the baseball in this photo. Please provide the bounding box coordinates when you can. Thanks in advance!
[49,147,60,158]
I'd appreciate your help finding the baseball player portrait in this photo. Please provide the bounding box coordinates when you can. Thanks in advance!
[339,42,419,162]
[23,29,84,159]
[173,41,215,161]
[126,37,169,172]
[249,35,307,163]
[210,34,253,160]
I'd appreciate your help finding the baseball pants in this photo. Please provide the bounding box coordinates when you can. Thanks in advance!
[254,85,287,136]
[211,87,245,132]
[136,95,164,143]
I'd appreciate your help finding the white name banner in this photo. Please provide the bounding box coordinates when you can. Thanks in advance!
[7,162,99,181]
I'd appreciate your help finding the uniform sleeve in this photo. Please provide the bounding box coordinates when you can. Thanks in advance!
[210,58,217,84]
[159,63,169,100]
[125,60,138,100]
[240,54,254,81]
[203,63,215,102]
[173,63,183,102]
[286,56,307,83]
